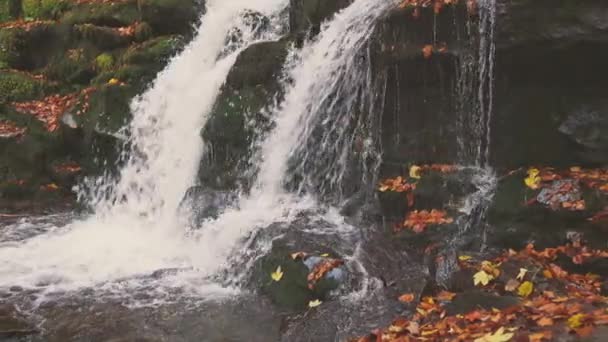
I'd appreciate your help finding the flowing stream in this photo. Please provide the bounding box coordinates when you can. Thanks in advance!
[0,0,395,304]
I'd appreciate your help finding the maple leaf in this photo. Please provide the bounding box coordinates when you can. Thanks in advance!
[473,270,494,286]
[473,327,514,342]
[399,293,415,303]
[308,299,322,308]
[517,281,534,297]
[517,268,528,281]
[270,266,283,282]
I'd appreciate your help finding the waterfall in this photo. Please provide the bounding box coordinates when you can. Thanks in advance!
[456,0,497,167]
[0,0,393,299]
[0,0,289,295]
[252,0,392,206]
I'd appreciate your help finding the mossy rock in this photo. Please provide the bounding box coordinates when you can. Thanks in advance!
[73,84,135,134]
[74,23,131,49]
[199,39,289,189]
[43,48,96,86]
[0,71,44,102]
[22,0,72,20]
[60,1,140,28]
[120,35,183,65]
[0,24,66,70]
[289,0,351,35]
[140,0,202,35]
[253,242,344,311]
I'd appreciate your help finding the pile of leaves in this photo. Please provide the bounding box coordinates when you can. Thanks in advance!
[351,242,608,342]
[0,121,26,138]
[399,209,454,233]
[74,0,131,4]
[0,20,55,31]
[524,167,608,213]
[12,87,96,131]
[399,0,476,18]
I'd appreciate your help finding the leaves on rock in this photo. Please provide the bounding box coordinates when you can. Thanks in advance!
[308,299,322,308]
[398,293,415,303]
[307,258,344,290]
[0,121,26,138]
[473,270,494,286]
[399,209,453,233]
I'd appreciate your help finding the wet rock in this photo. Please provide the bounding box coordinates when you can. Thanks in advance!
[140,0,204,36]
[252,229,347,311]
[180,186,236,224]
[200,38,290,189]
[289,0,352,36]
[0,305,37,338]
[559,102,608,165]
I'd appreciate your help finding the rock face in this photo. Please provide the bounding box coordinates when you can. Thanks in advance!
[374,0,608,173]
[289,0,351,35]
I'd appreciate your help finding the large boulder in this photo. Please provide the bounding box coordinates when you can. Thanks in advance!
[199,38,290,189]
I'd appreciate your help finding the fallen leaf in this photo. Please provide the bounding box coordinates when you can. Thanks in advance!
[474,270,494,286]
[474,326,514,342]
[308,299,322,308]
[518,281,534,297]
[422,45,433,59]
[399,293,415,303]
[271,266,283,282]
[459,255,473,261]
[410,165,422,179]
[505,279,520,292]
[537,317,554,327]
[567,313,585,329]
[517,268,528,281]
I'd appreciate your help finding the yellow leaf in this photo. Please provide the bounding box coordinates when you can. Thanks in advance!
[459,255,472,261]
[524,168,541,189]
[308,299,322,308]
[320,253,330,257]
[517,281,534,297]
[409,165,422,179]
[107,78,120,85]
[474,327,514,342]
[568,313,585,329]
[270,266,283,282]
[517,268,528,281]
[473,270,494,286]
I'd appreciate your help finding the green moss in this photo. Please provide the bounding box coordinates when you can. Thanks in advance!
[44,49,95,86]
[121,35,182,65]
[0,71,43,102]
[60,1,139,27]
[0,28,25,69]
[23,0,71,20]
[94,53,114,72]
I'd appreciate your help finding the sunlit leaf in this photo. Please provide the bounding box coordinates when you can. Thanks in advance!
[271,266,283,282]
[473,270,494,286]
[409,165,422,179]
[517,281,534,297]
[517,268,528,281]
[473,327,514,342]
[567,313,585,329]
[459,255,472,261]
[308,299,322,308]
[398,293,415,303]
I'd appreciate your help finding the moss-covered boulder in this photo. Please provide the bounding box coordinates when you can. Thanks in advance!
[252,235,346,311]
[199,38,289,189]
[0,24,66,70]
[60,1,140,28]
[0,70,45,102]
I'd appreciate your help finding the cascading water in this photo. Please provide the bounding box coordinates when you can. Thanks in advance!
[0,0,289,297]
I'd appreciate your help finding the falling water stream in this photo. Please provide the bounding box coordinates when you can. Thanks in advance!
[0,0,502,339]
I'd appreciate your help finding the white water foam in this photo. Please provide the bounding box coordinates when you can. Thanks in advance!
[0,0,288,296]
[0,0,394,300]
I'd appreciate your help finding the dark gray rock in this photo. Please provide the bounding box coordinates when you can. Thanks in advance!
[559,102,608,165]
[289,0,352,35]
[180,186,236,224]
